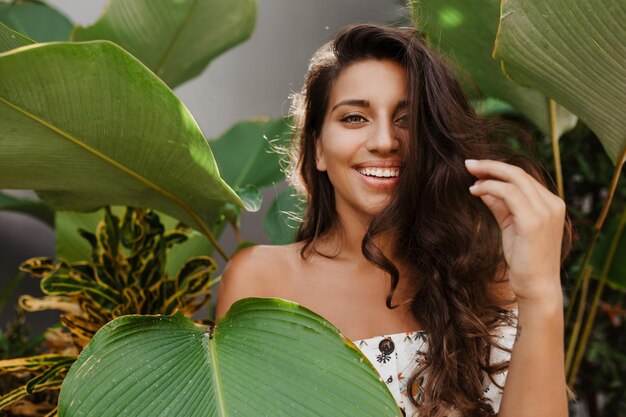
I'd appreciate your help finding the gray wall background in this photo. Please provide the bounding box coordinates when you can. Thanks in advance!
[0,0,404,332]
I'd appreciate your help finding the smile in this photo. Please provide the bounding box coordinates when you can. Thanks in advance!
[355,167,400,178]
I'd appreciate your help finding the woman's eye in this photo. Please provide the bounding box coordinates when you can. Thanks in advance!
[340,114,367,124]
[394,114,408,128]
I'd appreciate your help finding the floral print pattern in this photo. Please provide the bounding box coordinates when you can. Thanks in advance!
[352,317,517,417]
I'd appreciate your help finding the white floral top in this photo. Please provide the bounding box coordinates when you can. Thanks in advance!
[352,320,517,417]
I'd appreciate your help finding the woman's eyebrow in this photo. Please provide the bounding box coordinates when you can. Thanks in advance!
[396,100,408,110]
[331,99,370,112]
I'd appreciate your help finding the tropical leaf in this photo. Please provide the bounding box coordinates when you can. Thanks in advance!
[493,0,626,164]
[263,187,302,245]
[210,117,293,230]
[0,41,241,242]
[0,353,73,373]
[210,117,291,190]
[0,21,35,51]
[0,353,74,410]
[234,184,263,213]
[0,378,62,410]
[71,0,256,89]
[412,0,577,136]
[0,190,53,226]
[0,0,72,42]
[58,298,401,417]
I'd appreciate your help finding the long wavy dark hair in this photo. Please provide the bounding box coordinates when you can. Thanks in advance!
[288,23,571,416]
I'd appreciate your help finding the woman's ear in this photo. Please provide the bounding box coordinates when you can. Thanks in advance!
[315,139,327,172]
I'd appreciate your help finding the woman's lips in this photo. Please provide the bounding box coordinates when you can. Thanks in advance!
[355,169,400,190]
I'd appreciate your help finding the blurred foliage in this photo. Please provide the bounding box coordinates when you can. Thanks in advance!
[0,311,57,417]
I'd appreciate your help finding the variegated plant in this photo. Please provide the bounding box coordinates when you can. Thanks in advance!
[0,207,219,414]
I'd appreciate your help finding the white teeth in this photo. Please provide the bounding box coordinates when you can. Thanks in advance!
[357,167,400,178]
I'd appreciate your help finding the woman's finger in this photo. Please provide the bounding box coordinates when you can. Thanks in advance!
[477,193,512,229]
[469,179,539,232]
[465,159,548,211]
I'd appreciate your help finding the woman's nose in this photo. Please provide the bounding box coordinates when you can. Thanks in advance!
[366,120,399,154]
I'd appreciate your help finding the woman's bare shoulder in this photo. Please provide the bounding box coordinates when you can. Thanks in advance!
[215,243,303,319]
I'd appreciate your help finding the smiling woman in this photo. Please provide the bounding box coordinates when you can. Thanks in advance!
[316,59,407,215]
[216,23,572,417]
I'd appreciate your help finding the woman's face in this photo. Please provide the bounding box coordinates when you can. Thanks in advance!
[316,59,408,220]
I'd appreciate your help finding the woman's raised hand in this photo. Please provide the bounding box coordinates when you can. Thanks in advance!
[465,159,566,306]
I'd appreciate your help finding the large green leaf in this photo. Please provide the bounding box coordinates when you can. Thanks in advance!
[0,0,72,42]
[413,0,577,136]
[493,0,626,164]
[211,118,292,222]
[55,115,292,265]
[0,190,53,226]
[71,0,257,89]
[0,21,35,51]
[263,187,302,245]
[210,118,291,190]
[0,41,241,241]
[59,298,401,416]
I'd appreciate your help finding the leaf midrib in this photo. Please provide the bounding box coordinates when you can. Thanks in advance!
[154,0,199,79]
[0,95,209,235]
[207,335,227,416]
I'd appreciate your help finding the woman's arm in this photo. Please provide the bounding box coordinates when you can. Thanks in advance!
[465,159,568,417]
[500,292,566,416]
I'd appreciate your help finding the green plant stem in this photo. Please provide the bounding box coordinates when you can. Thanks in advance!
[233,224,243,245]
[595,148,626,231]
[565,264,591,374]
[565,147,626,330]
[565,147,625,386]
[548,99,564,199]
[197,221,229,262]
[568,206,626,387]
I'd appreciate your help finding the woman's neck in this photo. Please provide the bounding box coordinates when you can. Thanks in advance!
[315,211,399,267]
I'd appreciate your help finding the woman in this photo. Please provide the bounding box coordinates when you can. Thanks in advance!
[216,24,570,417]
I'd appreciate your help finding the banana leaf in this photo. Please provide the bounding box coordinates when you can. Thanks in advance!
[412,0,577,137]
[0,40,241,244]
[0,190,53,226]
[493,0,626,164]
[0,20,34,51]
[0,0,72,42]
[71,0,257,89]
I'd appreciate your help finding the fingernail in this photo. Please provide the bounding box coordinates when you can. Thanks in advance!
[464,159,478,167]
